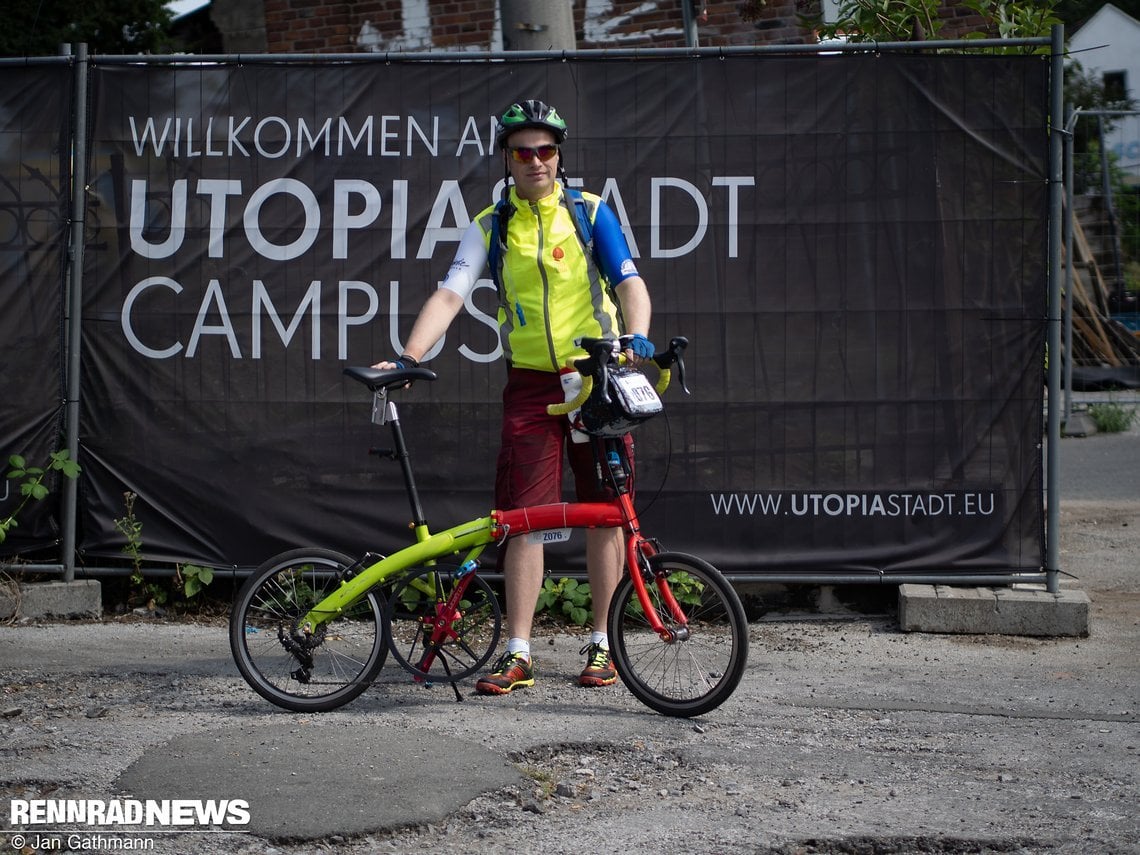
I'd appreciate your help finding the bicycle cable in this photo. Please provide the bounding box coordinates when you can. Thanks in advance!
[633,407,672,521]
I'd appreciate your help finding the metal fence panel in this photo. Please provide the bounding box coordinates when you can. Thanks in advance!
[0,64,71,555]
[72,54,1048,575]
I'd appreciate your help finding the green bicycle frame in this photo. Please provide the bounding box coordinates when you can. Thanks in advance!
[299,490,687,641]
[299,516,495,632]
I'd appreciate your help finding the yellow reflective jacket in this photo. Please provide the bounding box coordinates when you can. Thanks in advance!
[476,183,622,372]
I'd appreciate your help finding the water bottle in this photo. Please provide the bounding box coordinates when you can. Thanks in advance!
[559,368,589,443]
[607,450,627,488]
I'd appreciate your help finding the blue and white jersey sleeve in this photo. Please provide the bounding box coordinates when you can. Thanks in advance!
[591,199,640,285]
[438,220,489,301]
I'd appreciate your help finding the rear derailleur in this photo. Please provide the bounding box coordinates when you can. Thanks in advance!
[277,621,326,683]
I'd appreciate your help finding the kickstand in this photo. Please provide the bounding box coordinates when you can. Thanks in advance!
[421,639,463,702]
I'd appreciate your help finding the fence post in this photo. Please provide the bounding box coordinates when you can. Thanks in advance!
[1046,24,1065,595]
[1063,103,1075,427]
[61,43,89,583]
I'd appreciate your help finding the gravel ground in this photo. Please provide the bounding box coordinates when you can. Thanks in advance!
[2,469,1138,853]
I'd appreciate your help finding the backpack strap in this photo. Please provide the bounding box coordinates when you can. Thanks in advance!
[564,187,626,334]
[488,198,510,294]
[564,187,594,255]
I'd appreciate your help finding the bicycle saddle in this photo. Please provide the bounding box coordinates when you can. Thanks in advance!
[343,365,438,392]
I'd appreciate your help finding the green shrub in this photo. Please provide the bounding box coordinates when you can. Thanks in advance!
[2,450,81,545]
[1087,402,1138,433]
[535,577,591,626]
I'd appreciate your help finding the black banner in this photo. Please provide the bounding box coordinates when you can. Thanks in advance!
[0,65,71,555]
[77,55,1047,574]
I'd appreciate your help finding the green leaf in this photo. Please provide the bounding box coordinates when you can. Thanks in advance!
[184,576,201,598]
[49,451,82,478]
[570,606,589,626]
[8,454,26,469]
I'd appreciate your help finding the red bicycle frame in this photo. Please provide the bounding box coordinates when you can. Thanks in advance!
[493,494,688,641]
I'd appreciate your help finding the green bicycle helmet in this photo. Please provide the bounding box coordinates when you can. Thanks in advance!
[495,100,569,149]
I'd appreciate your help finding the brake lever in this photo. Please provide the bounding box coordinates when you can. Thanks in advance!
[675,355,690,395]
[597,340,616,403]
[671,337,690,395]
[651,336,690,395]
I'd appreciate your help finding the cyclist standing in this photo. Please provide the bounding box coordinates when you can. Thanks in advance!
[374,99,653,695]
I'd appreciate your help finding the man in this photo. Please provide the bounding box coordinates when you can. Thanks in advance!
[376,100,653,695]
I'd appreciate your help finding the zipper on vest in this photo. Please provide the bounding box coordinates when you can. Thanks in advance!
[531,199,558,369]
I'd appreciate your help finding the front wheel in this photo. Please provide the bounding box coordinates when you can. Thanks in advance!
[608,552,748,718]
[229,548,388,712]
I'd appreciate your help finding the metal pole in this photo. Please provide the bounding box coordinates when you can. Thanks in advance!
[681,1,699,48]
[1063,103,1075,424]
[499,0,576,51]
[0,564,1049,587]
[1096,114,1126,310]
[1045,24,1064,595]
[81,36,1053,65]
[61,43,89,583]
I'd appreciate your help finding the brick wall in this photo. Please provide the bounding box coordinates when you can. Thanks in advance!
[262,0,498,53]
[253,0,1001,55]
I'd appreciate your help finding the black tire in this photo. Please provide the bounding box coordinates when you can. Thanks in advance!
[608,552,748,718]
[384,568,501,682]
[229,548,388,712]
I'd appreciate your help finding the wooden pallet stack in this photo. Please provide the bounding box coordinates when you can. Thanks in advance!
[1065,215,1140,367]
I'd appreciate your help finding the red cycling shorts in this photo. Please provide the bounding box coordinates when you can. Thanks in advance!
[494,367,634,510]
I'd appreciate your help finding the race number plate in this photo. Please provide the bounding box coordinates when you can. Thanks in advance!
[526,528,573,545]
[611,370,662,415]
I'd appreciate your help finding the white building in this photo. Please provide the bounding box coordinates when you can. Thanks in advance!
[1069,2,1140,181]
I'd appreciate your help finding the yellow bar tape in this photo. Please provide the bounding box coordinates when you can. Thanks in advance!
[545,363,672,417]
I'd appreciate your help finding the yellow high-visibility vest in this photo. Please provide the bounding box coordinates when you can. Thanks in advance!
[476,184,621,372]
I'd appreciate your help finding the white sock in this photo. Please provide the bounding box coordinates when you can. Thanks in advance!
[507,637,531,660]
[590,631,608,649]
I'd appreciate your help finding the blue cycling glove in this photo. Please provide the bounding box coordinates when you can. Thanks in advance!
[621,334,655,360]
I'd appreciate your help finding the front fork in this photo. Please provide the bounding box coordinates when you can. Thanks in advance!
[616,493,689,641]
[410,559,479,676]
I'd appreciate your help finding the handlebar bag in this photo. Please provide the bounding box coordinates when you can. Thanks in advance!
[581,365,663,436]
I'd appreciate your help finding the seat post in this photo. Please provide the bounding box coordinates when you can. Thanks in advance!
[385,401,429,529]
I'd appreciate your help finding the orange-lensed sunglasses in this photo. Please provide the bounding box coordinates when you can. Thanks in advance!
[507,144,560,163]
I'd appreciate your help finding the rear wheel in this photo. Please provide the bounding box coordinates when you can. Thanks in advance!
[384,567,501,682]
[608,552,748,718]
[229,548,387,712]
